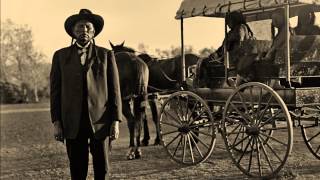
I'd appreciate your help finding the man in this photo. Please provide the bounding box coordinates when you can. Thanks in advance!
[50,9,122,180]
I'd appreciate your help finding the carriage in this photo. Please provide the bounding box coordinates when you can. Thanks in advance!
[157,0,320,178]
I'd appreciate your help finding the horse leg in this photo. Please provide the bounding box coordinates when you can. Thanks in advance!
[141,112,150,146]
[122,100,136,160]
[149,98,161,145]
[133,96,146,159]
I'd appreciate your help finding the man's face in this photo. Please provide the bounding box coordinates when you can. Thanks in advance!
[72,20,95,45]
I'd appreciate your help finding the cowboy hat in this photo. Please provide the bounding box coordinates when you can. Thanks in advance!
[64,9,104,38]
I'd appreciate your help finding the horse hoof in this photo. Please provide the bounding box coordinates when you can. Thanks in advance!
[153,139,161,146]
[141,140,149,146]
[135,148,142,159]
[127,148,135,160]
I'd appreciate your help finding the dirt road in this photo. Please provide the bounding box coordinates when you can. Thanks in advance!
[1,104,319,179]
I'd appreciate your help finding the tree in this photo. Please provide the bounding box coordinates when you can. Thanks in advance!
[1,19,49,102]
[137,43,149,53]
[155,45,194,59]
[198,47,215,57]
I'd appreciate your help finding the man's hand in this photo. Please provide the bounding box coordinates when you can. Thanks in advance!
[110,121,119,140]
[53,121,64,142]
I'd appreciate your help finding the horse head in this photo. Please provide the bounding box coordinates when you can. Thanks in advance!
[109,41,135,54]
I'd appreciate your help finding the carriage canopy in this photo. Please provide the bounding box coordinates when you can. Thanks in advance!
[175,0,320,21]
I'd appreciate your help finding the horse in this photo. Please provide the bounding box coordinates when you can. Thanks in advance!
[110,41,149,160]
[111,41,200,146]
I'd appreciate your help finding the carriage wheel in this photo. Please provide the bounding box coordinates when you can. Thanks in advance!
[222,82,293,178]
[301,106,320,159]
[159,91,216,165]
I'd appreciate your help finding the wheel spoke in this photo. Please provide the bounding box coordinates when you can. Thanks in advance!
[190,131,210,149]
[191,128,213,137]
[172,135,183,157]
[161,121,181,128]
[257,94,273,122]
[258,109,282,127]
[261,126,289,131]
[255,136,262,176]
[316,145,320,153]
[257,135,274,173]
[241,125,245,151]
[162,129,179,136]
[226,123,241,135]
[249,86,254,110]
[163,110,182,125]
[237,91,250,115]
[187,134,195,163]
[303,124,318,129]
[232,134,250,149]
[188,110,206,126]
[230,103,251,125]
[189,132,204,158]
[165,133,182,148]
[182,135,187,163]
[231,125,244,148]
[247,136,255,172]
[187,100,199,123]
[177,96,186,122]
[185,96,190,122]
[259,135,283,163]
[307,131,320,142]
[260,132,287,146]
[236,136,253,164]
[255,87,263,120]
[171,99,184,122]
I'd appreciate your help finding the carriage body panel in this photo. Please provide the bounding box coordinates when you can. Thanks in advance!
[192,87,320,107]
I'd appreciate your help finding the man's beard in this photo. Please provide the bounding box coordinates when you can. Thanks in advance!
[77,34,91,45]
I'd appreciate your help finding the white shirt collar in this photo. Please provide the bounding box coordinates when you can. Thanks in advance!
[75,42,91,49]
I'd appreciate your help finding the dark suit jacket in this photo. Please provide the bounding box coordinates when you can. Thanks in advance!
[50,44,122,140]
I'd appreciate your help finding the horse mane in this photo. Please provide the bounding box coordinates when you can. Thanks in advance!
[109,41,135,54]
[138,53,158,64]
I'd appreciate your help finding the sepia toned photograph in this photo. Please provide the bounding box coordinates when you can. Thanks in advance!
[1,0,320,179]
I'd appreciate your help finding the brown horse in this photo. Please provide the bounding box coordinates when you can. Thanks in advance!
[110,41,149,160]
[111,42,200,146]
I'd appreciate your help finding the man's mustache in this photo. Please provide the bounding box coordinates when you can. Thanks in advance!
[78,33,90,38]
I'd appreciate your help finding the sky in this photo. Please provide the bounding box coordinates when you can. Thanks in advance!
[1,0,319,62]
[1,0,225,61]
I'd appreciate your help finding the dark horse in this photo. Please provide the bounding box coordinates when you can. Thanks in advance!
[110,41,149,160]
[111,42,200,146]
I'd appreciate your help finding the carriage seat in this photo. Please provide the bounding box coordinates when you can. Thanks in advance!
[204,40,273,77]
[194,40,274,88]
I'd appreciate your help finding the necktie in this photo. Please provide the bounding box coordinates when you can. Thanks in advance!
[78,48,88,65]
[76,42,90,65]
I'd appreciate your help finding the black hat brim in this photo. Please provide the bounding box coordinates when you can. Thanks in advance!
[64,13,104,38]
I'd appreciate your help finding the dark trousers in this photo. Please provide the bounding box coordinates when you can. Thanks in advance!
[66,135,110,180]
[66,106,110,180]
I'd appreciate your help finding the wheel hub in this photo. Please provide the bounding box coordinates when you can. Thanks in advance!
[246,126,260,136]
[178,125,190,134]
